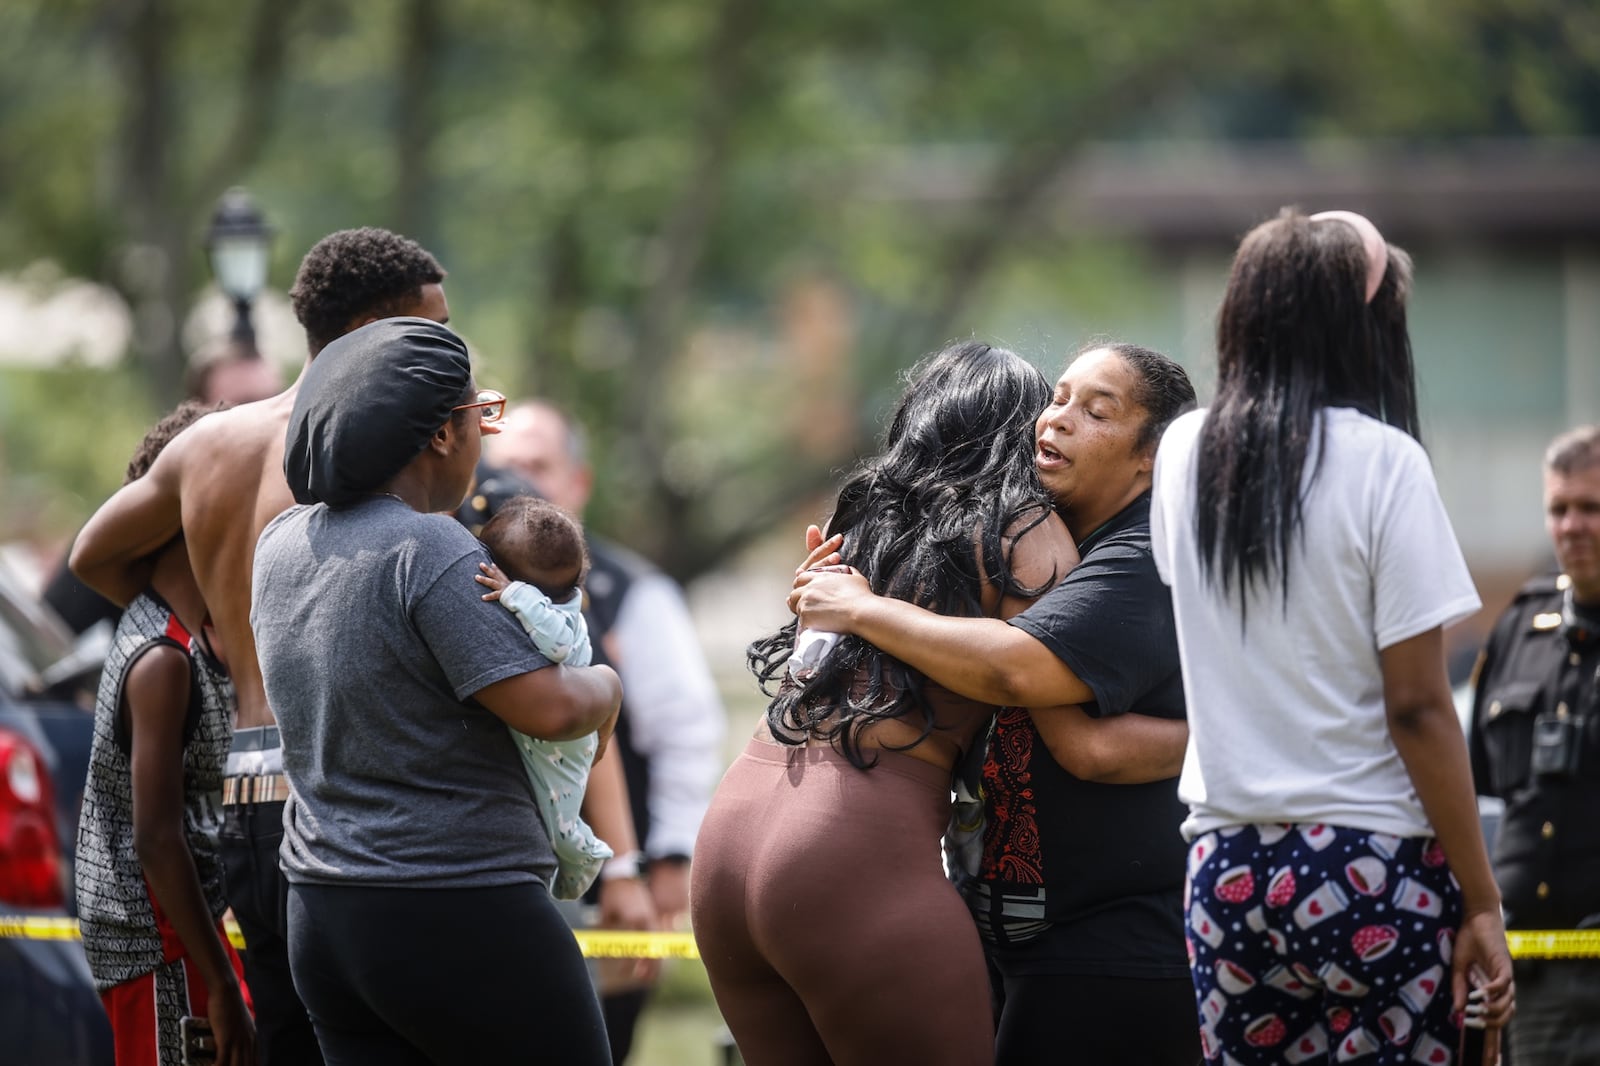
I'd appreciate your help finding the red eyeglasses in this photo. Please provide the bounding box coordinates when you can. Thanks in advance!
[452,389,506,424]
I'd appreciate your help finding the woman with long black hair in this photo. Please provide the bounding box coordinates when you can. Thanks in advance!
[691,341,1078,1066]
[1151,209,1516,1062]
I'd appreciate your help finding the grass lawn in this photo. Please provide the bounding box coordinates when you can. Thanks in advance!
[628,958,737,1066]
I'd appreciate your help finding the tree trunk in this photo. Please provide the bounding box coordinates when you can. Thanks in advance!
[115,0,185,404]
[628,0,763,566]
[111,0,301,404]
[395,0,442,245]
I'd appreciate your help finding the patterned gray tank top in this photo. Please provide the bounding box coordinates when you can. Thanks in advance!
[74,593,235,990]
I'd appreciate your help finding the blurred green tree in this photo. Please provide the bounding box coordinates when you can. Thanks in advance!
[0,0,1595,575]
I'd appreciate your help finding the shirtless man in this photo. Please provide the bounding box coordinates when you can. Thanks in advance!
[71,227,449,1066]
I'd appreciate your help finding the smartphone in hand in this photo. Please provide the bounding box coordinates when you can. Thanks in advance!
[180,1015,217,1066]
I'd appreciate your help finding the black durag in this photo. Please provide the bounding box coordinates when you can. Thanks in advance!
[284,316,472,506]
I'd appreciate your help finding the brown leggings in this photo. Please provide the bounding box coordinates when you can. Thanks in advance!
[691,739,993,1066]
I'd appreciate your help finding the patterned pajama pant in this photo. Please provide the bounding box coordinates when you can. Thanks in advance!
[1187,823,1467,1065]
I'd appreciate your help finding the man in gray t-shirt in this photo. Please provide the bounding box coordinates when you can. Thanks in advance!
[253,497,560,887]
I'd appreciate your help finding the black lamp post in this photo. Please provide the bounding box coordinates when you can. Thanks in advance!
[204,187,273,350]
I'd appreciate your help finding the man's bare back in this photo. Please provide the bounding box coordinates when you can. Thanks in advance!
[72,279,450,729]
[73,389,300,728]
[180,395,303,727]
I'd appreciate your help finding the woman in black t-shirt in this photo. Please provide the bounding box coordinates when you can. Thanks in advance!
[794,342,1200,1066]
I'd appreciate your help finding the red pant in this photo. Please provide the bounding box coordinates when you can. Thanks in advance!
[100,923,251,1066]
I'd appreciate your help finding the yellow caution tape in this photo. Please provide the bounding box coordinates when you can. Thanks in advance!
[0,914,700,960]
[3,914,1591,961]
[574,929,700,960]
[1505,929,1600,960]
[0,915,82,942]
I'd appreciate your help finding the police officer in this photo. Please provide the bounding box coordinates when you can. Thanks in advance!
[1470,424,1600,1065]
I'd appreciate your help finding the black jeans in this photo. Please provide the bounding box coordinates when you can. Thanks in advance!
[601,988,650,1064]
[219,799,325,1066]
[288,881,611,1066]
[1508,959,1600,1066]
[993,970,1200,1066]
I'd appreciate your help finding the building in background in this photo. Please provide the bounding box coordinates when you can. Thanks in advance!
[953,138,1600,645]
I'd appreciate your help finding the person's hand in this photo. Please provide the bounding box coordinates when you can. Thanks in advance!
[209,980,257,1066]
[1453,907,1515,1036]
[788,567,870,633]
[598,870,658,930]
[649,858,692,932]
[475,561,511,601]
[597,873,662,986]
[793,528,844,582]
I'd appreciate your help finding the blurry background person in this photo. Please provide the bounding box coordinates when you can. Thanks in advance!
[484,398,724,1063]
[184,337,283,408]
[1470,424,1600,1066]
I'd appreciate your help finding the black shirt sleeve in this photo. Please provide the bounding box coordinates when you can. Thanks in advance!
[1008,534,1180,718]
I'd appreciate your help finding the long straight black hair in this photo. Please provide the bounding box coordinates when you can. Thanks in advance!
[747,340,1057,768]
[1196,208,1420,614]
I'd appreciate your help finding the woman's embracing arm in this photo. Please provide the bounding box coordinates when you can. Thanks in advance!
[999,510,1187,784]
[1027,704,1187,783]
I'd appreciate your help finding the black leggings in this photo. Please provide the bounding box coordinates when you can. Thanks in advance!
[287,882,610,1065]
[993,972,1199,1066]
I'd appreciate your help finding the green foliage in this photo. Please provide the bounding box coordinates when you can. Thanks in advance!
[0,1,120,278]
[0,0,1595,574]
[0,366,162,541]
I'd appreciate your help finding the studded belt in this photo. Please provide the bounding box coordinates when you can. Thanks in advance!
[221,773,291,806]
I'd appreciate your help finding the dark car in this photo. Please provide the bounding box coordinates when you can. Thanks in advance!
[0,562,113,1065]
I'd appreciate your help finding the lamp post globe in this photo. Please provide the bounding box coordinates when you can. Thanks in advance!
[204,187,273,349]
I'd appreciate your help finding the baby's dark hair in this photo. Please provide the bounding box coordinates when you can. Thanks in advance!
[125,399,220,484]
[480,495,590,598]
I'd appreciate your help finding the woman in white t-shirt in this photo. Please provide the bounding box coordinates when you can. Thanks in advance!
[1151,208,1515,1063]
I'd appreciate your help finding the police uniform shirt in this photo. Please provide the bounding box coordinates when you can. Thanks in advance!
[1469,573,1600,930]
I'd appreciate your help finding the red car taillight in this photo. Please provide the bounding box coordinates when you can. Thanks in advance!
[0,726,65,908]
